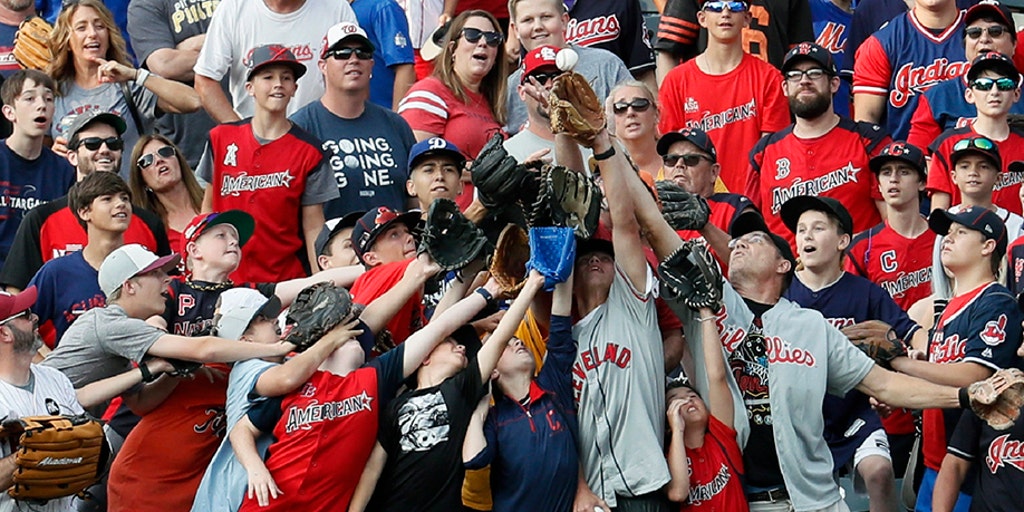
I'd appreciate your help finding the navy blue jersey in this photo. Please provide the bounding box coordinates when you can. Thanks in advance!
[810,0,852,117]
[566,0,654,75]
[161,278,275,337]
[785,272,920,467]
[909,76,1024,151]
[947,408,1024,511]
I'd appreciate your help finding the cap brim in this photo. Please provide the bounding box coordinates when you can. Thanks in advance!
[928,209,956,236]
[1,285,38,322]
[137,253,182,276]
[576,237,614,260]
[779,196,853,235]
[364,212,421,255]
[75,112,128,137]
[968,60,1020,83]
[247,61,307,81]
[207,210,256,248]
[951,148,1002,170]
[258,295,282,319]
[410,148,466,170]
[420,31,445,62]
[656,132,687,156]
[329,35,376,54]
[730,210,771,239]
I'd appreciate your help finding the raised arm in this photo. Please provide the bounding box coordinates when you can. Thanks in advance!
[476,272,545,382]
[358,254,440,335]
[273,266,366,306]
[592,133,648,288]
[698,307,733,428]
[147,334,293,363]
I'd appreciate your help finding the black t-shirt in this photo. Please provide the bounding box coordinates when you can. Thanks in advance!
[947,409,1024,508]
[368,357,487,511]
[161,278,275,336]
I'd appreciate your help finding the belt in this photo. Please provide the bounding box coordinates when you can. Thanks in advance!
[746,487,789,502]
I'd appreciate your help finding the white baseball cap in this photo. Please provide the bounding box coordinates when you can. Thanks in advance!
[98,244,180,297]
[214,288,282,340]
[322,22,375,58]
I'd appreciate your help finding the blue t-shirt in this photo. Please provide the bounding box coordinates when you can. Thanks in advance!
[351,0,414,109]
[290,100,416,218]
[28,250,105,345]
[0,141,75,265]
[810,0,852,117]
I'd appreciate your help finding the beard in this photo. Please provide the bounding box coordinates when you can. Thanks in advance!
[11,323,43,354]
[789,90,832,119]
[0,0,34,12]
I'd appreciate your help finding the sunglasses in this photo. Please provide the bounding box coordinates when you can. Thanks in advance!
[970,76,1018,91]
[526,71,562,86]
[612,97,652,115]
[784,68,829,82]
[663,153,713,167]
[461,27,503,47]
[965,25,1009,39]
[73,136,124,151]
[327,47,374,61]
[0,309,32,325]
[137,145,176,169]
[702,1,749,13]
[953,137,996,152]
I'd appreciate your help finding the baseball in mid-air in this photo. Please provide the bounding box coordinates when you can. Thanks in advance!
[556,48,579,72]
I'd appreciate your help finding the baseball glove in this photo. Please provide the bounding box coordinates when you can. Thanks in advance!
[526,227,576,291]
[967,368,1024,430]
[13,17,53,71]
[0,415,109,501]
[419,198,492,271]
[489,224,530,294]
[284,282,364,352]
[471,133,525,211]
[548,72,605,147]
[547,166,602,239]
[656,180,711,231]
[520,162,552,227]
[840,320,908,368]
[658,240,724,311]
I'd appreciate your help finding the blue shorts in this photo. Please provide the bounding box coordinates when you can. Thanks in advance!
[914,467,971,512]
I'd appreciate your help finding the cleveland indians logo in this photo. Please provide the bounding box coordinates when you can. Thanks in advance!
[880,250,898,272]
[980,314,1008,346]
[987,434,1024,473]
[890,59,969,108]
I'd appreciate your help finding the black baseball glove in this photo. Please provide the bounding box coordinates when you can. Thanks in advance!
[658,240,724,311]
[418,198,492,271]
[547,165,602,239]
[655,180,711,231]
[284,282,363,352]
[471,133,525,211]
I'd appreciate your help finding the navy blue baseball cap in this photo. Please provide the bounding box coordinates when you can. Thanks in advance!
[245,44,306,81]
[656,127,717,162]
[780,196,854,236]
[782,41,838,76]
[966,51,1020,83]
[730,211,797,272]
[965,1,1017,38]
[929,206,1008,254]
[870,141,927,178]
[350,207,419,264]
[314,210,365,257]
[408,137,466,170]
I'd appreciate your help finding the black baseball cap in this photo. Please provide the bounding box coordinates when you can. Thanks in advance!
[656,127,717,162]
[929,206,1008,254]
[782,41,838,76]
[950,136,1002,170]
[245,44,306,81]
[780,196,854,236]
[965,1,1017,38]
[869,141,927,178]
[966,51,1021,82]
[729,211,797,273]
[576,236,614,260]
[350,207,419,264]
[314,211,364,257]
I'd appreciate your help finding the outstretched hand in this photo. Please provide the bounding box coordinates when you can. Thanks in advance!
[91,56,136,84]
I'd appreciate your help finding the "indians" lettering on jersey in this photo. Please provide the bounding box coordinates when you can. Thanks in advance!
[890,59,969,108]
[220,171,295,196]
[565,15,620,47]
[986,434,1024,473]
[285,391,374,433]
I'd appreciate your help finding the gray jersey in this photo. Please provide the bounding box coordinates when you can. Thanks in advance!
[571,264,669,507]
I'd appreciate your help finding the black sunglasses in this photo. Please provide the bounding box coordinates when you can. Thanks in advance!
[526,71,562,86]
[965,26,1009,39]
[970,77,1018,91]
[327,47,374,61]
[73,136,124,151]
[612,97,652,115]
[461,28,503,47]
[663,153,713,167]
[137,145,176,169]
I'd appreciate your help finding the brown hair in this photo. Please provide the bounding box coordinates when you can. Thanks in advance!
[128,134,204,222]
[1,70,56,106]
[433,10,509,125]
[68,171,131,228]
[47,0,132,87]
[507,0,566,23]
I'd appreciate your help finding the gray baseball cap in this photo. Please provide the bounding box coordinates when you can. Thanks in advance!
[98,244,180,297]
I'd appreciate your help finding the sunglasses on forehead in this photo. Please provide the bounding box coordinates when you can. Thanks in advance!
[461,28,503,47]
[71,136,123,151]
[953,137,996,152]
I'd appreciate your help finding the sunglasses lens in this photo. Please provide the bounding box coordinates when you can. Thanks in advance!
[682,155,703,166]
[972,78,994,90]
[663,155,680,167]
[158,146,176,158]
[976,138,994,150]
[462,28,482,43]
[966,27,982,39]
[138,154,154,169]
[997,77,1017,90]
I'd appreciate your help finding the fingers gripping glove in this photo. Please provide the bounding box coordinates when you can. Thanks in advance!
[849,327,907,369]
[13,17,52,71]
[655,180,711,231]
[547,166,602,239]
[657,240,724,311]
[967,368,1024,430]
[471,133,525,211]
[525,227,576,291]
[418,198,493,271]
[284,282,363,352]
[0,415,109,501]
[548,72,606,147]
[489,224,531,294]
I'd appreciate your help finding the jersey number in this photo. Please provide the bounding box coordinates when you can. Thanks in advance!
[742,5,770,63]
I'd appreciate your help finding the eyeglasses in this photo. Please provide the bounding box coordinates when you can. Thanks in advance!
[970,77,1018,91]
[137,145,176,169]
[460,28,503,47]
[965,25,1009,39]
[612,97,653,115]
[663,153,713,167]
[702,1,749,13]
[0,309,32,325]
[953,137,996,152]
[72,136,124,151]
[727,231,770,249]
[784,68,829,82]
[326,47,373,61]
[526,71,562,86]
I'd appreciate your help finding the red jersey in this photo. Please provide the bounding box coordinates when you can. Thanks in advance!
[926,126,1024,215]
[350,258,423,345]
[204,120,333,283]
[659,54,790,193]
[746,118,889,249]
[678,415,748,512]
[107,363,230,511]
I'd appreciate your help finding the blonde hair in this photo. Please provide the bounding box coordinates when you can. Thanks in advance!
[507,0,566,23]
[433,10,509,125]
[47,0,132,87]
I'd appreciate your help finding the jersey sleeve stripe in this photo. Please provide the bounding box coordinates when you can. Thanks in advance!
[852,85,889,95]
[962,357,1004,372]
[946,445,974,461]
[398,90,447,110]
[397,101,450,119]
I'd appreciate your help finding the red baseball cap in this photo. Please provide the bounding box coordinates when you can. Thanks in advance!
[521,45,561,83]
[0,286,37,324]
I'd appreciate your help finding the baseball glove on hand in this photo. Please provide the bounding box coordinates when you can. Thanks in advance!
[840,320,908,368]
[285,282,363,352]
[658,240,723,311]
[419,198,492,271]
[471,133,525,211]
[13,17,53,70]
[489,224,531,294]
[525,227,576,291]
[547,166,602,239]
[549,72,606,147]
[0,415,109,501]
[967,368,1024,430]
[655,181,711,231]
